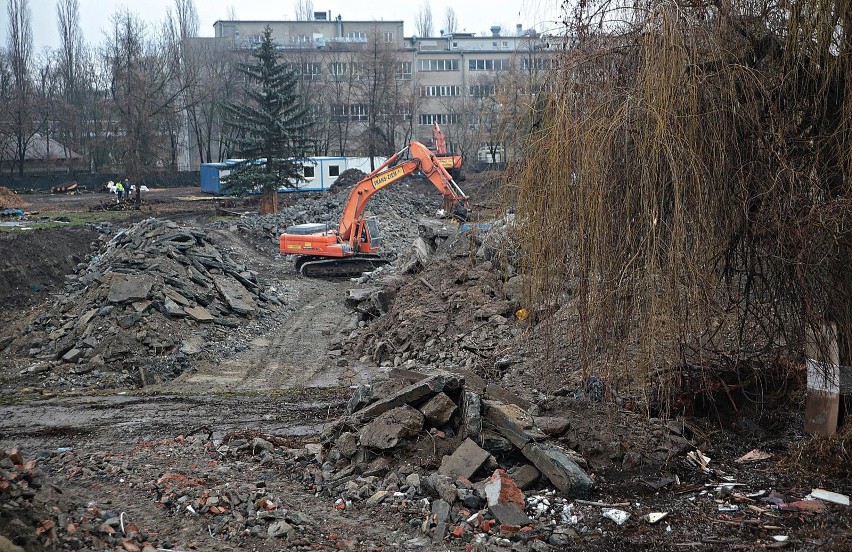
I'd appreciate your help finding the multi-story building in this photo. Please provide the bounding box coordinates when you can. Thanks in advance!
[189,12,556,169]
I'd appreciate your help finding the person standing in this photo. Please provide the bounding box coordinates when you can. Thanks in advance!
[115,180,124,201]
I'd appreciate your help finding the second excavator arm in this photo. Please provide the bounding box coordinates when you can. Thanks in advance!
[337,141,468,248]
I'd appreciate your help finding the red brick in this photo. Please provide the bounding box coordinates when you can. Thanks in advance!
[451,525,465,538]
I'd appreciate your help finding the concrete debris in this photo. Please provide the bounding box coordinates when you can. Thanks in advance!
[353,373,463,422]
[438,438,490,479]
[359,405,425,450]
[305,364,599,545]
[418,392,457,426]
[6,218,282,388]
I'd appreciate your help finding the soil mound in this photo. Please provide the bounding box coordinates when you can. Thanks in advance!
[0,186,29,208]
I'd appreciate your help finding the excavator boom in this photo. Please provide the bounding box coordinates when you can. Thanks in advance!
[280,141,468,277]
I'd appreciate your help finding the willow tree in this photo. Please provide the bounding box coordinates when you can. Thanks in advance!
[222,26,311,214]
[512,0,852,409]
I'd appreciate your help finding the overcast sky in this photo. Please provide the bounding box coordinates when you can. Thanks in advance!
[3,0,564,52]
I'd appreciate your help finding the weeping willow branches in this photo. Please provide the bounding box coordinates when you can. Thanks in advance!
[513,0,852,398]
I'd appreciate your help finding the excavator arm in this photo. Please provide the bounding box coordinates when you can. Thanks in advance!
[337,141,467,247]
[280,140,468,277]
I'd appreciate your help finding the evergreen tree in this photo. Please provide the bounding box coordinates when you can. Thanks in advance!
[222,26,311,213]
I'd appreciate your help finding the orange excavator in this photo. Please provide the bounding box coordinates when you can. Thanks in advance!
[280,141,468,277]
[431,123,464,181]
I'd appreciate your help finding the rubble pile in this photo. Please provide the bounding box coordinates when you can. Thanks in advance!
[0,447,80,551]
[327,168,366,194]
[345,218,526,379]
[227,180,450,261]
[280,372,596,548]
[5,218,284,389]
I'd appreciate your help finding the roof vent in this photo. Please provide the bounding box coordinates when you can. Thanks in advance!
[490,25,501,37]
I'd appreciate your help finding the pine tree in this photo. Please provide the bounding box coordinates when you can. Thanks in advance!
[222,26,312,214]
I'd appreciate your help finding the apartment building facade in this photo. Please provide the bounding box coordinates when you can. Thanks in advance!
[200,13,556,167]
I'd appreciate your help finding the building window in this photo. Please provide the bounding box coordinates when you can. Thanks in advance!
[418,58,460,72]
[384,31,394,42]
[331,103,369,122]
[452,41,458,49]
[293,62,322,80]
[347,31,366,41]
[521,58,556,71]
[329,165,340,177]
[420,85,461,97]
[395,61,412,80]
[469,84,496,97]
[328,62,347,80]
[418,114,460,125]
[304,165,315,178]
[469,58,511,71]
[350,104,368,121]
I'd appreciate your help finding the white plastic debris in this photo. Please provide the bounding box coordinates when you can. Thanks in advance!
[601,508,630,525]
[808,488,850,506]
[773,536,789,542]
[644,512,669,524]
[736,449,772,463]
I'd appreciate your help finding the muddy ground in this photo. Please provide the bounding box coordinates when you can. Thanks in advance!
[0,183,850,551]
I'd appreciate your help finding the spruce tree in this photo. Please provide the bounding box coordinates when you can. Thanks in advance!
[222,26,311,213]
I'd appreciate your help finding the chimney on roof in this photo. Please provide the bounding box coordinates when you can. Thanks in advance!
[516,23,523,35]
[490,25,501,37]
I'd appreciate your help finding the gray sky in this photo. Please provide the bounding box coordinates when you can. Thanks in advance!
[6,0,564,51]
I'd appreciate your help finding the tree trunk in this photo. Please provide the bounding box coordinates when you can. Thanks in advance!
[259,188,278,214]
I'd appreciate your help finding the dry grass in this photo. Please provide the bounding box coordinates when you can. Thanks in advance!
[782,422,852,481]
[509,1,852,409]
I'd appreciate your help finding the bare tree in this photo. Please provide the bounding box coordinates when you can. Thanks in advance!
[104,9,188,206]
[443,7,458,35]
[226,5,237,20]
[356,29,415,167]
[172,0,199,39]
[414,1,433,37]
[56,0,85,160]
[294,0,314,21]
[5,0,42,176]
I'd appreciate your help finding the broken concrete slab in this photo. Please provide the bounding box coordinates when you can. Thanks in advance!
[485,383,532,410]
[180,336,204,356]
[460,391,482,442]
[359,405,425,450]
[214,275,256,316]
[489,502,532,527]
[107,273,153,303]
[437,438,490,479]
[419,392,457,426]
[355,373,463,422]
[346,384,373,414]
[534,416,571,436]
[163,297,186,317]
[482,400,536,449]
[185,305,214,322]
[522,441,594,499]
[509,464,541,491]
[62,348,82,363]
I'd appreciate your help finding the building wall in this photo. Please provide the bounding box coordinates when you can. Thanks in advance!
[192,20,556,168]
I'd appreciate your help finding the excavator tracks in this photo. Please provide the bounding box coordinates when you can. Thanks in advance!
[295,254,389,278]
